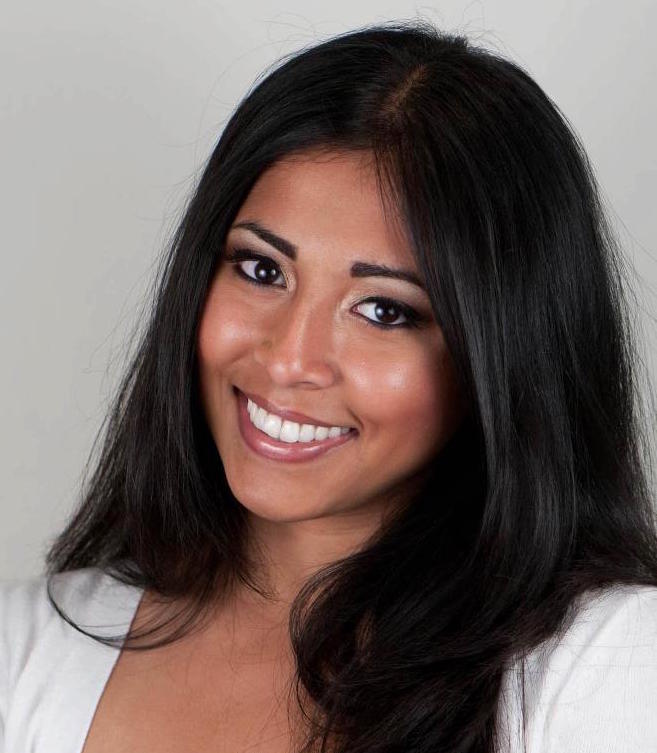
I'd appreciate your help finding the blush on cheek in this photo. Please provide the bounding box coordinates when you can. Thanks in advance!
[197,291,260,384]
[386,353,464,451]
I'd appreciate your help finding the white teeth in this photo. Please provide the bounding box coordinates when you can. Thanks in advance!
[280,420,299,443]
[246,398,352,443]
[298,424,316,442]
[262,412,282,440]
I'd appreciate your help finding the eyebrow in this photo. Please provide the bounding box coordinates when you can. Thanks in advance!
[230,220,426,292]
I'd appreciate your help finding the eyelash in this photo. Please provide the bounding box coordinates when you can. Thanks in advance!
[222,248,423,330]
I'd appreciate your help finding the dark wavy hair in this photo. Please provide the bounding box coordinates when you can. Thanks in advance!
[45,18,657,753]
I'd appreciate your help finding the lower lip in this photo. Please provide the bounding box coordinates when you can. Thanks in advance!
[234,386,358,463]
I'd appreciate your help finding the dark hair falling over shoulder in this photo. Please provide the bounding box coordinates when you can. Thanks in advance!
[45,18,657,753]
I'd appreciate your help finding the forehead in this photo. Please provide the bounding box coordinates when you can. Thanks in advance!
[232,149,414,267]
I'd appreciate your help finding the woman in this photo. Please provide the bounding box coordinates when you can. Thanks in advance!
[2,19,657,753]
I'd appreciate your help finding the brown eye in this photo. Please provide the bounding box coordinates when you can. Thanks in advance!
[224,249,285,287]
[355,298,421,330]
[224,248,423,331]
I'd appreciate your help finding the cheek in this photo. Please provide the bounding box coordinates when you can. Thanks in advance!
[352,339,463,446]
[196,278,251,375]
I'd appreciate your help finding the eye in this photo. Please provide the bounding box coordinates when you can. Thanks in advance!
[223,248,424,330]
[354,298,421,329]
[224,249,286,287]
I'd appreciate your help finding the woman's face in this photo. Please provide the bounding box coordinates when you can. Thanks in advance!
[197,148,466,527]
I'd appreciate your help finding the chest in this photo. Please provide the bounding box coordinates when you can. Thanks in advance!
[80,633,302,753]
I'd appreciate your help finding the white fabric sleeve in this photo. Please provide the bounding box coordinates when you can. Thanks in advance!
[536,585,657,753]
[0,575,48,752]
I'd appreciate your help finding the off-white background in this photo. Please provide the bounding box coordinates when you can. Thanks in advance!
[1,1,655,580]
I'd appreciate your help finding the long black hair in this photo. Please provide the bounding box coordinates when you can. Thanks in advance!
[45,18,657,753]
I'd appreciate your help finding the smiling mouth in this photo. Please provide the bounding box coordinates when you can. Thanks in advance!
[235,385,355,432]
[233,385,358,463]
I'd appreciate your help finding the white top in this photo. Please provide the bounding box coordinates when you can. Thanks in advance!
[1,568,657,753]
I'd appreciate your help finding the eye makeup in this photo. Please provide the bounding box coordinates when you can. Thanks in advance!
[222,247,428,331]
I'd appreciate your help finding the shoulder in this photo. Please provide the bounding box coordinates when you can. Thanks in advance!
[0,569,93,684]
[509,584,657,753]
[541,583,657,684]
[0,567,143,750]
[0,567,141,665]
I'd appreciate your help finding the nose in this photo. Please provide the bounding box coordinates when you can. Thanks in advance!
[253,295,338,388]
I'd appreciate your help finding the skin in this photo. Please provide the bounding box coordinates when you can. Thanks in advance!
[81,148,467,752]
[196,147,467,615]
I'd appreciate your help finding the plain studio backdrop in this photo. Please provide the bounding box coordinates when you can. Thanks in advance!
[1,0,655,581]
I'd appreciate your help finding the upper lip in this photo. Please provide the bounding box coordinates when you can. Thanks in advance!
[237,387,355,430]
